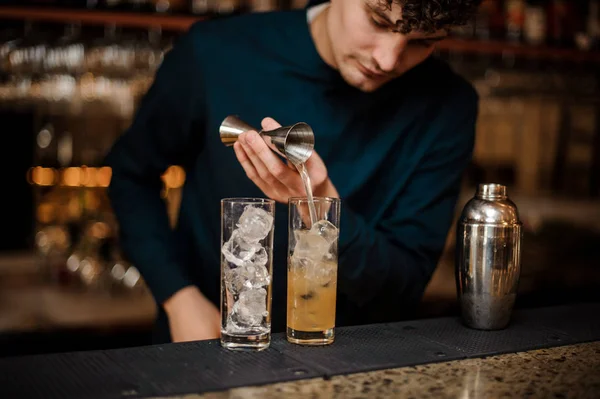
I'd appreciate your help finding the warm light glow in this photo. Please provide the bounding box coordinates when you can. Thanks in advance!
[36,203,55,223]
[162,165,186,189]
[29,167,57,186]
[67,195,82,219]
[62,167,82,187]
[89,221,110,239]
[27,166,186,188]
[97,167,112,187]
[80,166,94,187]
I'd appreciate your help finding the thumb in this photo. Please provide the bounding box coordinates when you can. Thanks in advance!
[261,117,281,131]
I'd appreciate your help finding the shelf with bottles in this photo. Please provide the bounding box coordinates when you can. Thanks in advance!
[444,0,600,63]
[437,37,600,64]
[0,18,171,118]
[0,1,307,30]
[0,0,307,15]
[0,5,204,31]
[2,2,600,64]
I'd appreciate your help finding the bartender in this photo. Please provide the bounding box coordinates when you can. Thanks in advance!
[104,0,482,343]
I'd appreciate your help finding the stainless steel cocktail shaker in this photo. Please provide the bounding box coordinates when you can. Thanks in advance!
[456,183,522,330]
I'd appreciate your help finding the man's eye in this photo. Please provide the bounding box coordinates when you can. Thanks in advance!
[370,17,388,29]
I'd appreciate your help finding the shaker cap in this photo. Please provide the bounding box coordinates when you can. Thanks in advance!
[477,183,507,199]
[460,184,521,225]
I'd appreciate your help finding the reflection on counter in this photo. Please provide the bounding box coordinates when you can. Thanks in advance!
[193,342,600,399]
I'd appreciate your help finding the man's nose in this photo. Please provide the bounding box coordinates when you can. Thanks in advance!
[372,34,408,73]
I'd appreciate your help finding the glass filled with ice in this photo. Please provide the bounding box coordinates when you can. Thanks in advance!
[287,197,340,345]
[220,198,275,351]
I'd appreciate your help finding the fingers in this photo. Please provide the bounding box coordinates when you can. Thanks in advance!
[260,116,303,173]
[261,117,281,131]
[286,159,297,171]
[240,131,300,189]
[233,140,255,176]
[233,116,323,202]
[233,140,276,196]
[260,118,283,153]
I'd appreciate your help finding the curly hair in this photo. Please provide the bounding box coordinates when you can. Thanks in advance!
[377,0,483,34]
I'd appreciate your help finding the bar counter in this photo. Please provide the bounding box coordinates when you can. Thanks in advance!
[1,302,598,399]
[196,341,600,399]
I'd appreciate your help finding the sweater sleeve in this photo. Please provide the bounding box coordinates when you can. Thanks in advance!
[103,28,206,305]
[337,86,479,319]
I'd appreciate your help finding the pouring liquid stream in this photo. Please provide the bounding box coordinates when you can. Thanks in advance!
[295,163,318,227]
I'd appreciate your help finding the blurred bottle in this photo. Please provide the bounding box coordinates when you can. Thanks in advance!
[103,0,154,12]
[476,0,505,41]
[451,5,475,39]
[149,0,188,12]
[524,0,547,46]
[35,122,59,168]
[101,0,125,8]
[584,0,600,50]
[68,0,101,7]
[27,0,100,7]
[505,0,526,43]
[288,0,307,8]
[130,0,156,12]
[190,0,211,14]
[213,0,244,15]
[546,0,577,47]
[248,0,278,13]
[592,1,600,48]
[190,0,244,15]
[56,127,75,169]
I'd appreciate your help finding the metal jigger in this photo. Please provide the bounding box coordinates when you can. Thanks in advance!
[219,115,315,165]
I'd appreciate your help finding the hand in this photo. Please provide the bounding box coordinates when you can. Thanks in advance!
[233,117,339,204]
[163,286,221,343]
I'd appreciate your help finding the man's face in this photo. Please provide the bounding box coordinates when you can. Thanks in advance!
[327,0,447,92]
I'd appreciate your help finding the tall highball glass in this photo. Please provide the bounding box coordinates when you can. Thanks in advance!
[287,197,340,346]
[220,198,275,351]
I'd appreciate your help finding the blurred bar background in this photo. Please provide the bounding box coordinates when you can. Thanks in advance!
[0,0,599,357]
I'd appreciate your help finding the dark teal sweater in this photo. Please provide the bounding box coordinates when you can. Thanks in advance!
[104,9,478,335]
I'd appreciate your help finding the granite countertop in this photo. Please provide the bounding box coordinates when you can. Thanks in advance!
[156,341,600,399]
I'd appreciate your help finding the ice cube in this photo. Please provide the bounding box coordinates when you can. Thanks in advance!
[225,263,271,295]
[230,288,268,328]
[290,254,316,276]
[221,231,260,267]
[291,254,336,287]
[309,260,337,287]
[237,205,274,242]
[246,263,271,288]
[293,230,330,261]
[251,246,268,267]
[293,229,305,245]
[310,220,338,245]
[224,264,246,294]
